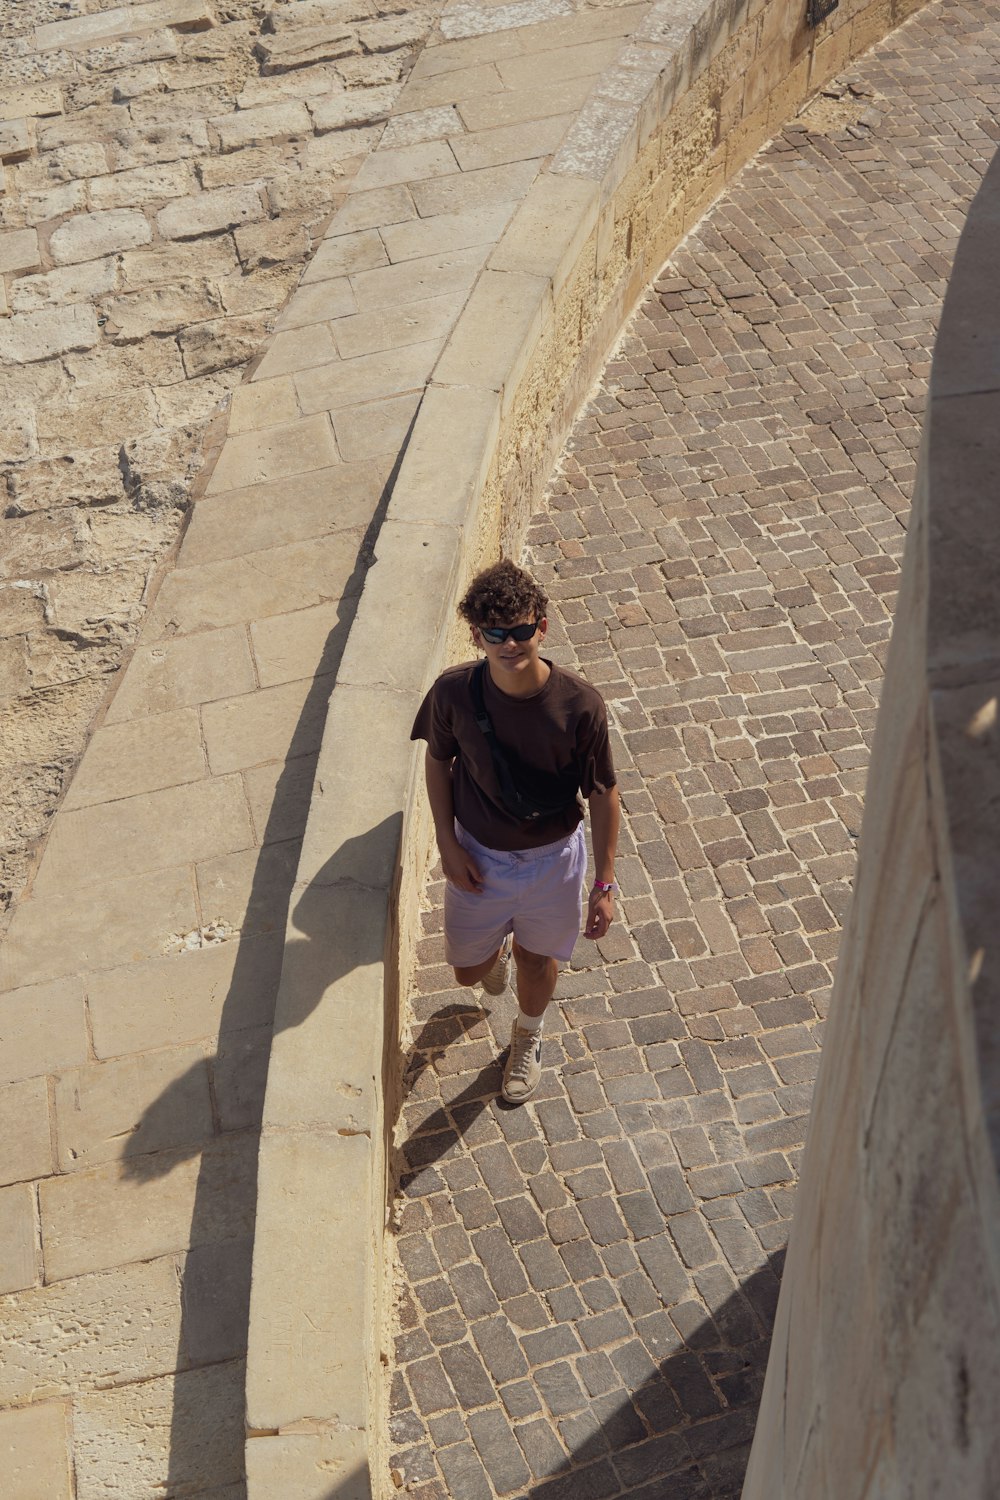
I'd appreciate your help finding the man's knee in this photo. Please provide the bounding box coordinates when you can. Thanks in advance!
[513,943,554,975]
[453,966,481,988]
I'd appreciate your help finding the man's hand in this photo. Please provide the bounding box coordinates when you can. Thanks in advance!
[440,838,484,894]
[584,887,614,940]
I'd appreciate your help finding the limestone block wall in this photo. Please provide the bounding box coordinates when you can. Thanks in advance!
[741,144,1000,1500]
[0,0,441,923]
[243,1,929,1496]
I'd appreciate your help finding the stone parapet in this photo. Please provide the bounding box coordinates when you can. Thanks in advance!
[244,1,928,1496]
[742,145,1000,1499]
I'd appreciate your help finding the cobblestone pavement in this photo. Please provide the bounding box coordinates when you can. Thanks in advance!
[387,5,999,1497]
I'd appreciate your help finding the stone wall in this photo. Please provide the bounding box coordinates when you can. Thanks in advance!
[741,144,1000,1500]
[0,0,440,925]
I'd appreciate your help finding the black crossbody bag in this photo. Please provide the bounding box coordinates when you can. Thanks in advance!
[470,660,579,823]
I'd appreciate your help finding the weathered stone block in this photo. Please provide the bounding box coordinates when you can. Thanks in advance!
[434,266,550,409]
[0,305,99,363]
[88,159,195,210]
[0,1257,182,1406]
[54,1045,214,1171]
[353,138,457,191]
[0,118,32,162]
[255,23,357,74]
[195,839,300,939]
[0,1182,38,1293]
[391,383,499,530]
[0,226,42,276]
[212,100,312,153]
[35,387,158,455]
[0,1077,54,1185]
[182,459,378,564]
[87,934,280,1058]
[234,215,313,272]
[410,155,539,216]
[35,0,214,52]
[34,776,255,897]
[359,12,427,51]
[308,83,400,133]
[64,708,207,811]
[157,184,264,239]
[331,289,465,359]
[144,532,362,638]
[0,1403,73,1500]
[107,278,225,342]
[0,84,63,121]
[349,241,486,313]
[246,1430,370,1500]
[332,389,420,460]
[202,674,333,775]
[39,1133,256,1281]
[0,977,88,1086]
[50,209,151,266]
[9,257,118,314]
[248,601,342,687]
[206,412,340,492]
[178,312,267,377]
[301,223,386,285]
[73,1362,244,1500]
[326,182,415,236]
[109,119,210,169]
[275,274,357,331]
[111,63,163,102]
[246,1132,373,1431]
[117,234,237,291]
[295,337,439,413]
[1,865,199,991]
[226,373,300,434]
[380,203,511,264]
[489,173,599,294]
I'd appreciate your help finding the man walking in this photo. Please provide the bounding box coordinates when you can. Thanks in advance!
[411,559,620,1104]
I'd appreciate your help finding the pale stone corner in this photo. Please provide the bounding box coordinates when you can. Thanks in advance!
[433,266,552,416]
[488,172,601,298]
[390,383,502,530]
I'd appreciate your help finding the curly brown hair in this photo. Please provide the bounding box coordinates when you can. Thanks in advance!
[458,559,549,628]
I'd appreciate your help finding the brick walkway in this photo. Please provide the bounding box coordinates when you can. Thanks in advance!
[387,5,998,1497]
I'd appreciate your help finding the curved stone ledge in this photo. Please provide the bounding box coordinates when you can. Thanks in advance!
[245,1,927,1494]
[742,146,1000,1498]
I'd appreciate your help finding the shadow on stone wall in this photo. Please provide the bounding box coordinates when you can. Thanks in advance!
[117,445,410,1495]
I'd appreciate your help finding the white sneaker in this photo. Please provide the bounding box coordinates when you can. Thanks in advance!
[502,1021,542,1105]
[480,933,512,996]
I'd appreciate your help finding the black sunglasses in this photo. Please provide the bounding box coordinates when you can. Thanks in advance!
[479,620,541,645]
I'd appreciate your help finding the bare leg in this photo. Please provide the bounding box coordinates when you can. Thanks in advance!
[453,949,502,988]
[512,940,558,1018]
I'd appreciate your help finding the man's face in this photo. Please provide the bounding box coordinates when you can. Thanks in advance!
[472,614,547,680]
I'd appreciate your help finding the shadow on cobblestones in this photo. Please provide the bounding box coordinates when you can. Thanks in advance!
[525,1253,783,1500]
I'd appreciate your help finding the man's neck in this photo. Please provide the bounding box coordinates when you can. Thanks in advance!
[486,656,551,699]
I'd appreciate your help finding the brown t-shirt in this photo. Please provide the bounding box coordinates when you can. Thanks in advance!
[411,659,616,851]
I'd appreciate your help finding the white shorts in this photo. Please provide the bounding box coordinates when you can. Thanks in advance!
[444,822,588,968]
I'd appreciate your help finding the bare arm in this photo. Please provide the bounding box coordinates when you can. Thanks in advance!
[424,750,484,894]
[585,783,620,939]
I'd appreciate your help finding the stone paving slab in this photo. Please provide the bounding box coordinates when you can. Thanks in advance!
[386,5,997,1496]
